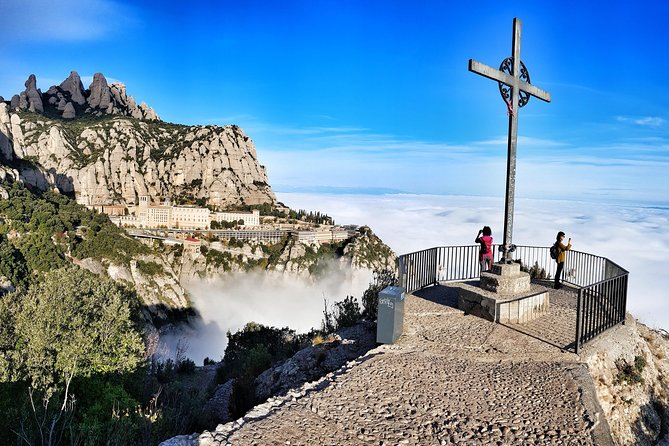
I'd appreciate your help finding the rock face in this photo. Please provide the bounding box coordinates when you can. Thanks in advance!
[0,73,276,207]
[581,317,669,446]
[8,72,159,121]
[21,74,44,114]
[254,322,377,402]
[70,251,190,319]
[87,72,112,110]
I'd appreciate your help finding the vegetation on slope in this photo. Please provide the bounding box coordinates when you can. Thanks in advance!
[0,182,217,444]
[0,178,399,444]
[0,267,144,445]
[0,180,149,290]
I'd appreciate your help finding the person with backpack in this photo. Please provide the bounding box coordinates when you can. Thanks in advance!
[553,231,572,289]
[476,226,494,273]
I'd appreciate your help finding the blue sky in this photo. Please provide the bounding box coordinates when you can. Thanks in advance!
[1,0,668,205]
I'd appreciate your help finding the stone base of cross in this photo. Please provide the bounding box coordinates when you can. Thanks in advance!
[468,18,551,262]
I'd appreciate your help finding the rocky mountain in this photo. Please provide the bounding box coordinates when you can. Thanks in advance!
[7,71,158,121]
[0,72,276,208]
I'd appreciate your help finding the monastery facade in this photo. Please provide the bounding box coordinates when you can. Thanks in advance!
[80,195,260,229]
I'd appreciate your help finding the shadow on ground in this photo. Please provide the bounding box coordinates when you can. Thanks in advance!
[411,281,580,352]
[412,283,461,309]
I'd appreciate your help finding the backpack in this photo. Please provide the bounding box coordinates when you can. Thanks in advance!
[549,243,559,260]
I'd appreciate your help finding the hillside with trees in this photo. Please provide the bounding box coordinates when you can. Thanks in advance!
[0,178,398,444]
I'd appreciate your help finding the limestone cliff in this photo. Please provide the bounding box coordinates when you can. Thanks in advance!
[582,317,669,446]
[0,73,276,208]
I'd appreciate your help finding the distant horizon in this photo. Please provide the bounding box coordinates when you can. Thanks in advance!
[273,187,669,209]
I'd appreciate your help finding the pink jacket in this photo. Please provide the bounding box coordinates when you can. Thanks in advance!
[476,235,493,259]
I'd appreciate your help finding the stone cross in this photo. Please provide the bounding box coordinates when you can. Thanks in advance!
[468,17,551,263]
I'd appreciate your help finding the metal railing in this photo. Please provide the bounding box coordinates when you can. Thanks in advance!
[398,245,629,353]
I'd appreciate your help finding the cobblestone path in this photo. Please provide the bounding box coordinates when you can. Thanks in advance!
[505,285,579,351]
[196,285,613,445]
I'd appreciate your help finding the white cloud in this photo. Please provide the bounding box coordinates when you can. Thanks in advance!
[616,115,665,127]
[635,117,665,127]
[159,265,373,364]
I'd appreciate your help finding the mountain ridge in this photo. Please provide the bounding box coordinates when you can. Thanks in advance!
[0,72,276,208]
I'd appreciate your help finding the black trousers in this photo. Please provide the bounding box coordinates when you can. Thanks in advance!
[555,261,564,288]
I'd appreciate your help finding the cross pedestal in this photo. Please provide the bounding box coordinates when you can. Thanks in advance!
[454,263,549,323]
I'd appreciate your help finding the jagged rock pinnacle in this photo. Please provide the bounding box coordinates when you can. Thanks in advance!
[87,72,112,110]
[2,71,161,122]
[22,74,44,114]
[59,71,86,105]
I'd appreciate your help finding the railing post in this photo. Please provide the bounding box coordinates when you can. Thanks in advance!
[622,273,628,325]
[575,288,583,354]
[433,247,439,285]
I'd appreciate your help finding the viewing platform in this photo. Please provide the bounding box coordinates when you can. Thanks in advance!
[398,244,628,353]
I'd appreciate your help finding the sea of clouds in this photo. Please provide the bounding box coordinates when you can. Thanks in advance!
[275,192,669,331]
[162,192,668,364]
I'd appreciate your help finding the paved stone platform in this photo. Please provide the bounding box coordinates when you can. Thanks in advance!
[190,284,613,445]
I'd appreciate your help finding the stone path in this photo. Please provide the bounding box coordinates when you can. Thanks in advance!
[179,284,614,445]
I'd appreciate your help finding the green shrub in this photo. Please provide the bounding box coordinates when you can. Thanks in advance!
[218,323,307,418]
[334,296,361,329]
[361,269,398,321]
[176,358,196,375]
[616,355,647,384]
[136,259,163,277]
[322,295,363,333]
[0,235,30,290]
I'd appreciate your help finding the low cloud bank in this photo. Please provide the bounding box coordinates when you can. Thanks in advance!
[277,192,669,332]
[159,263,372,364]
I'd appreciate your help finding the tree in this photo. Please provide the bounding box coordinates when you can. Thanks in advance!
[0,235,30,291]
[3,267,145,445]
[13,267,144,394]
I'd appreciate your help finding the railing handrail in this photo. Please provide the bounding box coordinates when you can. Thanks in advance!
[416,244,629,274]
[400,244,628,289]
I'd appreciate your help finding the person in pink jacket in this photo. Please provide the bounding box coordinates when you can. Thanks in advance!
[475,226,494,272]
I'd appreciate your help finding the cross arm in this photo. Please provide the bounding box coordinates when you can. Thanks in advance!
[469,59,551,103]
[469,59,514,85]
[519,80,551,103]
